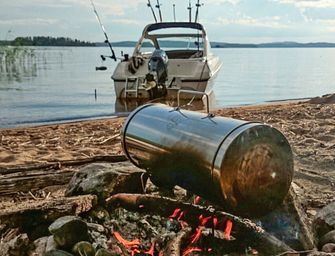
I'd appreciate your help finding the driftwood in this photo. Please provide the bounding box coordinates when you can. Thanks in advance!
[0,195,97,236]
[287,185,316,250]
[0,155,128,196]
[0,168,74,196]
[106,193,294,255]
[0,154,127,175]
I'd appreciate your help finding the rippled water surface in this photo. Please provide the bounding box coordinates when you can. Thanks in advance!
[0,46,334,127]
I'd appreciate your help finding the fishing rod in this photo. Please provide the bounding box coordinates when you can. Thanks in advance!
[147,0,158,23]
[187,0,192,23]
[89,0,116,61]
[156,0,163,22]
[173,4,176,22]
[194,0,202,23]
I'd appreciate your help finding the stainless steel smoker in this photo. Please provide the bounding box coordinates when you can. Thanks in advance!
[121,103,294,217]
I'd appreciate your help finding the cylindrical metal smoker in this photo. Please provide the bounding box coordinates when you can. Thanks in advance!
[122,104,294,217]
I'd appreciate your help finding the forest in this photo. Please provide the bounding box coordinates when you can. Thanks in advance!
[0,36,95,46]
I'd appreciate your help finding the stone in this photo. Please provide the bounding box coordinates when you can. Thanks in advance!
[29,236,48,256]
[306,209,318,217]
[72,241,95,256]
[320,230,335,247]
[95,248,117,256]
[321,243,335,253]
[105,243,122,255]
[307,251,335,256]
[88,207,110,222]
[46,236,58,252]
[313,202,335,239]
[7,233,35,256]
[87,223,105,233]
[44,249,73,256]
[90,231,108,251]
[65,162,146,202]
[48,216,89,250]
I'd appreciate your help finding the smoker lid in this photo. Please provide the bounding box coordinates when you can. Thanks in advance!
[213,124,294,217]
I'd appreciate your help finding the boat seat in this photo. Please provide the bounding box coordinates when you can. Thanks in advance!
[166,50,203,59]
[190,51,203,58]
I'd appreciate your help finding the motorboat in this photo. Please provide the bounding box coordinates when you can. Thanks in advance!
[112,22,222,100]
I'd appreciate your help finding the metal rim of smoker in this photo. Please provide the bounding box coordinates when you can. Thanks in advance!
[121,103,155,167]
[212,122,294,216]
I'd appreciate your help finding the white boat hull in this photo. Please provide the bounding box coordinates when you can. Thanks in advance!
[112,55,222,100]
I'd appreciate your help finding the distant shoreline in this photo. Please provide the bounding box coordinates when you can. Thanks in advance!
[98,41,335,48]
[2,36,335,48]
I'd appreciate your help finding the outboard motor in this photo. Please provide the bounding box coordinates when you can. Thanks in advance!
[148,49,168,84]
[144,49,168,99]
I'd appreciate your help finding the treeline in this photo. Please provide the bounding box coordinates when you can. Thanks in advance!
[0,36,95,47]
[211,41,335,48]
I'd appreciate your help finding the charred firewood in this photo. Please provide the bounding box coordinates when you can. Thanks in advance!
[163,227,192,256]
[106,193,294,254]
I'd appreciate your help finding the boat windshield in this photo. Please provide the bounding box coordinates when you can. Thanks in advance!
[155,37,204,51]
[135,23,208,58]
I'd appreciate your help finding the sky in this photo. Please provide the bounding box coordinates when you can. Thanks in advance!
[1,0,335,43]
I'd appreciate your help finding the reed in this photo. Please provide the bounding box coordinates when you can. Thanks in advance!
[0,45,36,81]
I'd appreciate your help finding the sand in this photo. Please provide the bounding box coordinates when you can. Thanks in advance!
[0,94,334,223]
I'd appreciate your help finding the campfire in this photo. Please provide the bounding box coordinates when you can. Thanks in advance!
[109,194,235,256]
[3,102,330,256]
[106,192,245,256]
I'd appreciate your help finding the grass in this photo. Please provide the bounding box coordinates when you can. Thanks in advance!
[0,45,36,81]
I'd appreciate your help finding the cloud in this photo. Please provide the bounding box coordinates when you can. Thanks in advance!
[3,0,142,17]
[273,0,335,24]
[0,18,59,26]
[206,0,240,5]
[75,0,143,16]
[216,15,288,29]
[273,0,335,8]
[110,19,141,25]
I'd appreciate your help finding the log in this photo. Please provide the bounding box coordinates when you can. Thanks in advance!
[163,228,192,256]
[0,155,127,175]
[0,195,97,237]
[287,184,316,249]
[106,193,294,255]
[0,168,74,196]
[0,155,128,196]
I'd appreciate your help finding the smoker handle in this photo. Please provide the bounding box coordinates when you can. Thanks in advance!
[177,89,211,114]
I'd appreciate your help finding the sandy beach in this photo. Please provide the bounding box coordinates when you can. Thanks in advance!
[0,94,334,249]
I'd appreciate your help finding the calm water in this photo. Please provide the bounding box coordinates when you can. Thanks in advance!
[0,46,334,128]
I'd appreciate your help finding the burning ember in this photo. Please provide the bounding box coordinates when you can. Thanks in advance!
[113,231,155,256]
[110,196,234,255]
[169,197,234,255]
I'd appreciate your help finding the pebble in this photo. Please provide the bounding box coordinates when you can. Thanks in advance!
[48,216,89,250]
[320,230,335,248]
[72,241,95,256]
[321,243,335,253]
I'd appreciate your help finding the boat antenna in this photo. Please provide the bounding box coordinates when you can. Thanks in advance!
[155,0,163,22]
[147,0,158,23]
[187,0,192,23]
[89,0,116,61]
[194,0,203,23]
[173,4,176,22]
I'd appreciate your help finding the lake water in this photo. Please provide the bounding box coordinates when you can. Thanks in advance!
[0,46,334,128]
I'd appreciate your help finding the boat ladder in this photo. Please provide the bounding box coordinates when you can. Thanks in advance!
[124,77,140,98]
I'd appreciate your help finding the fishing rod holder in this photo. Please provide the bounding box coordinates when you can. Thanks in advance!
[100,54,117,61]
